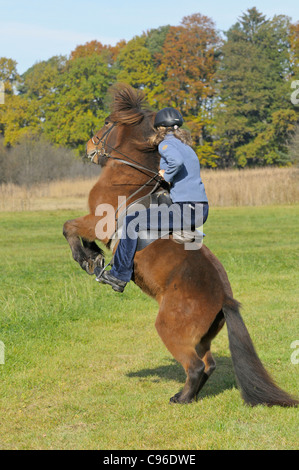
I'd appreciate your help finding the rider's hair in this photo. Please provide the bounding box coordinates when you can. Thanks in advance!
[149,126,193,148]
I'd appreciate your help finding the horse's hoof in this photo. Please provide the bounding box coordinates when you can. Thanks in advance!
[86,255,104,275]
[169,392,194,404]
[169,392,183,404]
[81,260,90,274]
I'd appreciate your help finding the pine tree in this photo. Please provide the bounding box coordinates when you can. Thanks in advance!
[214,8,298,167]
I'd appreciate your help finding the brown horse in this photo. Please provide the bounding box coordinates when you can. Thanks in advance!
[63,85,297,406]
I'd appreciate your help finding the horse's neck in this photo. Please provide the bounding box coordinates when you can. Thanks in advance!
[88,157,158,214]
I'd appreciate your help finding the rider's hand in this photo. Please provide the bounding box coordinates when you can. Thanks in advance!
[159,169,165,179]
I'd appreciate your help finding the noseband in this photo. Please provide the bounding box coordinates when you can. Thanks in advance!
[87,122,116,164]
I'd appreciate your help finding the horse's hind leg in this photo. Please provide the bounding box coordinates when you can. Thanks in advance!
[195,310,224,397]
[63,215,104,274]
[195,346,216,397]
[169,353,205,404]
[155,311,206,404]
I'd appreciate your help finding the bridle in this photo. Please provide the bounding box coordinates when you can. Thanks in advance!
[86,122,163,222]
[87,122,160,178]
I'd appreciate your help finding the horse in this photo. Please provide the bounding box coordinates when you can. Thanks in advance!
[63,85,298,406]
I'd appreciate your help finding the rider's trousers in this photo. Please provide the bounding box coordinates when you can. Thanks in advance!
[110,202,209,282]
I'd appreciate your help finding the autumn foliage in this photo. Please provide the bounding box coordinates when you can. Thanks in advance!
[0,8,298,168]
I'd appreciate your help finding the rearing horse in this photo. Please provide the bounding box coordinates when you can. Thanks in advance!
[63,85,297,406]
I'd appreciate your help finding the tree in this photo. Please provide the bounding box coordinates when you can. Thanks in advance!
[1,57,65,146]
[0,57,19,94]
[70,40,109,60]
[214,8,297,167]
[0,58,41,145]
[144,26,170,66]
[115,35,162,107]
[69,40,126,65]
[0,58,20,138]
[1,94,41,146]
[155,14,222,166]
[19,56,66,101]
[235,109,298,166]
[290,22,299,76]
[287,123,299,165]
[42,54,114,153]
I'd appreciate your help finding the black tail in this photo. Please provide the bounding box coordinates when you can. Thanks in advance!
[222,300,298,407]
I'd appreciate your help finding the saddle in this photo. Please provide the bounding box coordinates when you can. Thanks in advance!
[109,189,205,253]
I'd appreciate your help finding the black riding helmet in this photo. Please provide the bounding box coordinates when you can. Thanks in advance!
[154,107,184,128]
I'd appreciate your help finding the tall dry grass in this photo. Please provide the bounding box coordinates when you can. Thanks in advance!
[0,178,96,212]
[202,167,299,206]
[0,167,298,212]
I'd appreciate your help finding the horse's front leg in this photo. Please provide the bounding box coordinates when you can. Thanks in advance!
[63,214,105,274]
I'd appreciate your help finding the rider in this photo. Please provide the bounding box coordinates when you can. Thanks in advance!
[97,107,209,292]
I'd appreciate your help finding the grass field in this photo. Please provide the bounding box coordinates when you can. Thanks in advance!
[0,205,298,450]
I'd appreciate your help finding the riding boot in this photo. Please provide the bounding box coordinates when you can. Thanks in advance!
[97,270,127,293]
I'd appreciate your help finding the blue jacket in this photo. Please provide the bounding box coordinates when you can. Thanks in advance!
[158,134,208,203]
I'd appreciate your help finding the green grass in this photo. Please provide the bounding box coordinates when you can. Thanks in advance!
[0,206,298,450]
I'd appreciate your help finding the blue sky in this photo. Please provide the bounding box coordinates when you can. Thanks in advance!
[0,0,298,75]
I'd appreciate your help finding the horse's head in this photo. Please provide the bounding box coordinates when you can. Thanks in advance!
[85,85,157,168]
[86,118,116,165]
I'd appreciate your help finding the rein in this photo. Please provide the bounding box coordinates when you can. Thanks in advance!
[87,122,163,226]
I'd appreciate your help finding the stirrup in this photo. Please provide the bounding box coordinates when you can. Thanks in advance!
[94,258,113,280]
[96,270,127,292]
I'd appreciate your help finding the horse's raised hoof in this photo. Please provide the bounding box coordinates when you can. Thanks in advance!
[84,254,105,275]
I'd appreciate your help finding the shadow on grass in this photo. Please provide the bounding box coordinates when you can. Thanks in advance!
[127,355,237,399]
